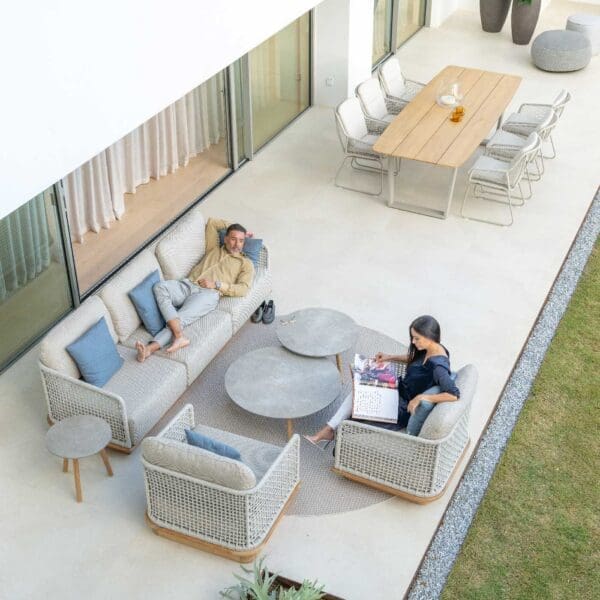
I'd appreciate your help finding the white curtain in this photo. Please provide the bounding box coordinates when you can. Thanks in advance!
[0,192,51,302]
[64,72,226,243]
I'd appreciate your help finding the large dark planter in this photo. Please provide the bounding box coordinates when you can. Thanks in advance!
[480,0,511,33]
[511,0,541,45]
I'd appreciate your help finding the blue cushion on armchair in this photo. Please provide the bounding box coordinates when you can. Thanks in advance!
[218,229,263,268]
[128,270,165,336]
[185,429,241,461]
[66,317,124,387]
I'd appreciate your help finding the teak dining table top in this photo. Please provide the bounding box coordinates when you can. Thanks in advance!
[373,65,522,168]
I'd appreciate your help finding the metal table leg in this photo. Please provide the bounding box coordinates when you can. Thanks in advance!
[387,156,396,207]
[442,167,458,218]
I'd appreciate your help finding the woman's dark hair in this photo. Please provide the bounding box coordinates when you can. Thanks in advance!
[408,315,441,363]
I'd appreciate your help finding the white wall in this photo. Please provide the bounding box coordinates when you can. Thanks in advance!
[313,0,374,107]
[0,0,321,221]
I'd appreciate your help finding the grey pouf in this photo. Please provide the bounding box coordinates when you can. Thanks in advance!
[531,30,592,72]
[566,14,600,56]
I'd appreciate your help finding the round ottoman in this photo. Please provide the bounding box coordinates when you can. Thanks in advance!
[566,14,600,56]
[531,30,592,72]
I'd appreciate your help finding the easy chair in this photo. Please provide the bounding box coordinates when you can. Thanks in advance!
[334,97,386,196]
[356,77,404,130]
[461,133,541,227]
[142,404,300,562]
[377,55,426,108]
[501,89,571,159]
[333,365,478,504]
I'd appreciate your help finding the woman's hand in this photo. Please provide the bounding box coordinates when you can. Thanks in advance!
[408,395,427,415]
[375,352,391,363]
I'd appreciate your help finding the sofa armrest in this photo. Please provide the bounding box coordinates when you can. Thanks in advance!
[257,243,270,273]
[39,362,131,449]
[156,404,195,443]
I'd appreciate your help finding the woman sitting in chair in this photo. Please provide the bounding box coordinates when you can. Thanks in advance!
[304,315,460,448]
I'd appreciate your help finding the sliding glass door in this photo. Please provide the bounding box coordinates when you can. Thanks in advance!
[373,0,394,66]
[249,13,310,151]
[0,187,73,370]
[396,0,426,48]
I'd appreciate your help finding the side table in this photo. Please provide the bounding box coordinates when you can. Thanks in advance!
[46,415,113,502]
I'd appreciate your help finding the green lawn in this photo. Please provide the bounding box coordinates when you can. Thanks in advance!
[443,244,600,600]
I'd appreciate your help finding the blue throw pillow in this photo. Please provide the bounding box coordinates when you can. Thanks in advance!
[185,429,241,461]
[128,270,165,336]
[66,317,124,387]
[218,229,263,268]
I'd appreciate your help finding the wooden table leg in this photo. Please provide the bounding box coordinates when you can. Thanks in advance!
[62,458,69,473]
[99,448,113,477]
[73,459,83,503]
[287,419,293,440]
[335,353,343,375]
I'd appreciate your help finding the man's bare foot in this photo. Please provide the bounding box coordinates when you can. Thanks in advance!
[135,340,150,363]
[166,336,190,353]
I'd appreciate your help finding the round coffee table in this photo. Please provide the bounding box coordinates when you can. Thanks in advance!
[276,308,358,374]
[46,415,113,502]
[224,346,341,439]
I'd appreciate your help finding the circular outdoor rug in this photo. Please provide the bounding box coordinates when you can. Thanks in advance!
[179,313,406,516]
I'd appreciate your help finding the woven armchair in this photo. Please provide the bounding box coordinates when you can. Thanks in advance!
[378,55,425,108]
[333,365,478,504]
[334,97,386,196]
[142,404,300,562]
[356,77,403,130]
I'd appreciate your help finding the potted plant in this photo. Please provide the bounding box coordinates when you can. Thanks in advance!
[220,558,343,600]
[511,0,541,45]
[480,0,511,33]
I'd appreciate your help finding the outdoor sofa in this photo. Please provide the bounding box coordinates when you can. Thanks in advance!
[39,206,272,452]
[333,364,478,503]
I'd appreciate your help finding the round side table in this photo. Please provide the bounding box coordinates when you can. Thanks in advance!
[46,415,113,502]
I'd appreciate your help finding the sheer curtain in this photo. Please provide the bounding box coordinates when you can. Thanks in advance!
[0,192,51,301]
[64,72,226,243]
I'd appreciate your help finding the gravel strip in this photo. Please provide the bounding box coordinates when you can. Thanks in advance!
[407,190,600,600]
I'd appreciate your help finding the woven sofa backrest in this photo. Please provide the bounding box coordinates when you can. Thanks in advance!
[155,206,206,281]
[99,249,164,343]
[418,364,478,441]
[142,436,257,490]
[39,296,118,379]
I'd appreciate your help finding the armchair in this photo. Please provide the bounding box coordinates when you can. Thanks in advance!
[378,56,425,108]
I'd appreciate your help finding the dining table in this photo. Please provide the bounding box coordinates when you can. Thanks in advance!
[373,65,522,219]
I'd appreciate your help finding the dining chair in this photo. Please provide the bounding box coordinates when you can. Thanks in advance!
[378,55,426,108]
[355,77,403,131]
[501,89,571,159]
[461,133,541,226]
[334,97,386,196]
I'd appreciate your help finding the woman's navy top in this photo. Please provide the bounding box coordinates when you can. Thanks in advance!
[397,353,460,407]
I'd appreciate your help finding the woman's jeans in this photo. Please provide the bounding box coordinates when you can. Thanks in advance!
[406,399,435,436]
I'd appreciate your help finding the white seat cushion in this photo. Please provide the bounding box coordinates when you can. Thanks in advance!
[123,309,232,384]
[217,271,273,333]
[105,346,187,445]
[192,424,282,483]
[99,249,163,342]
[40,296,118,379]
[470,156,510,186]
[155,206,206,280]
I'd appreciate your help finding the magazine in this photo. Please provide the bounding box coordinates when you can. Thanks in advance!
[351,354,400,424]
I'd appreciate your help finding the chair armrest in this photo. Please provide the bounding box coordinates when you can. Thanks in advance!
[257,243,270,273]
[156,403,195,443]
[485,143,519,160]
[39,362,131,448]
[517,103,553,122]
[365,116,388,135]
[385,96,404,115]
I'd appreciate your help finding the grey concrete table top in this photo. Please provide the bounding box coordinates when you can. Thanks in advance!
[276,307,358,357]
[46,415,112,459]
[224,346,341,419]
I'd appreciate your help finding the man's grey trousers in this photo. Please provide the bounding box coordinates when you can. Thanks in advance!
[152,279,219,348]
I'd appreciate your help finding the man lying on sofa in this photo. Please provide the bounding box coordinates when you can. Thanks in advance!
[136,218,253,362]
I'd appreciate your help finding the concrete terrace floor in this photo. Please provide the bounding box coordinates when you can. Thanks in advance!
[1,2,599,598]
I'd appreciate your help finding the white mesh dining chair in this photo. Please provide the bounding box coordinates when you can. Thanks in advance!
[378,55,425,108]
[487,112,558,185]
[334,97,386,196]
[356,77,403,131]
[461,133,541,226]
[501,89,571,159]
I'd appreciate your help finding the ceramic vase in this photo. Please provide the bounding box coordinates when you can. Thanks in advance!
[480,0,511,33]
[511,0,541,45]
